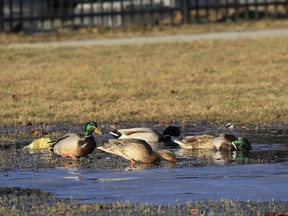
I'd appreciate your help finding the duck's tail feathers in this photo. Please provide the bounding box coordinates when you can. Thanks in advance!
[48,140,56,152]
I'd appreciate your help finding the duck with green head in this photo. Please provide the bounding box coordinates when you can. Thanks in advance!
[50,122,102,160]
[174,133,252,151]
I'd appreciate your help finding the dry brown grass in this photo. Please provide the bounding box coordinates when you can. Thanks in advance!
[1,192,288,216]
[0,27,287,126]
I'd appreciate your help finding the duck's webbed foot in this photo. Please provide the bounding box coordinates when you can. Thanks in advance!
[61,153,78,160]
[130,158,136,166]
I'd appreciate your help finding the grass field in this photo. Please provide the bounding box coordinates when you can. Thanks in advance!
[1,21,288,126]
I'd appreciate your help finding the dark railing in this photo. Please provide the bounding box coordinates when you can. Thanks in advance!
[0,0,287,33]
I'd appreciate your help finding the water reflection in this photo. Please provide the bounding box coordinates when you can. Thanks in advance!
[144,139,288,166]
[124,163,156,171]
[173,146,288,166]
[55,160,81,171]
[123,160,177,171]
[175,148,236,165]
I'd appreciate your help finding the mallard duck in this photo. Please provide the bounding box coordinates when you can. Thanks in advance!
[109,126,181,144]
[212,133,252,151]
[97,138,177,164]
[174,133,252,151]
[50,122,102,160]
[173,134,215,149]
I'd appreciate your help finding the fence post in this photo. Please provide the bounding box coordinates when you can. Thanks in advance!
[0,0,3,31]
[195,0,200,23]
[181,0,191,24]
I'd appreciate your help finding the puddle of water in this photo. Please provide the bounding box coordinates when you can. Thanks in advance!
[1,163,287,205]
[0,122,288,205]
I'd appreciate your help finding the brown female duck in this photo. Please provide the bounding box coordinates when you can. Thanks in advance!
[97,138,177,165]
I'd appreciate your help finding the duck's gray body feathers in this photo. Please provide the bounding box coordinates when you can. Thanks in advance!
[51,134,96,158]
[174,134,215,149]
[109,126,181,144]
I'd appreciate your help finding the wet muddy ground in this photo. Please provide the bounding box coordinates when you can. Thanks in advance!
[0,122,288,215]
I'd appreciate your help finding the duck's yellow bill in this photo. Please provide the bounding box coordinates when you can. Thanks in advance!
[94,128,103,135]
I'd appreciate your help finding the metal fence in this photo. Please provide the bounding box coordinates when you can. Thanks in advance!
[1,0,287,33]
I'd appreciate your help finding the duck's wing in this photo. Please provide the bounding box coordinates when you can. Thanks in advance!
[109,128,158,142]
[50,133,82,143]
[112,138,153,150]
[99,138,153,161]
[51,135,83,156]
[50,133,83,145]
[63,133,83,139]
[114,139,154,162]
[174,135,214,149]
